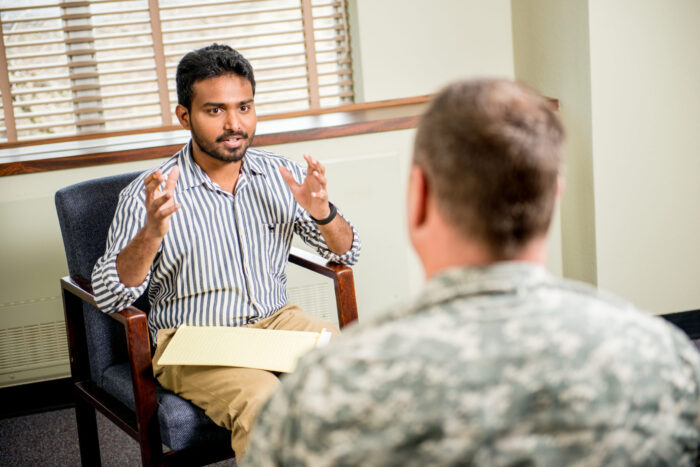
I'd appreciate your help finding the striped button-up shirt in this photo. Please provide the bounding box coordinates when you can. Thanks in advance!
[91,142,361,341]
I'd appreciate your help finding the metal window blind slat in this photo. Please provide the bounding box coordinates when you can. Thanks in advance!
[162,27,304,47]
[159,0,276,10]
[164,48,306,68]
[0,3,64,13]
[162,17,301,35]
[11,85,73,95]
[16,121,77,131]
[161,6,301,24]
[5,37,69,48]
[91,18,151,28]
[159,0,298,13]
[163,39,306,59]
[16,107,76,119]
[6,50,69,61]
[3,25,64,35]
[93,30,154,41]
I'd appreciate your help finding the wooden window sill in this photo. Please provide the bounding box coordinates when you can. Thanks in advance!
[0,96,431,177]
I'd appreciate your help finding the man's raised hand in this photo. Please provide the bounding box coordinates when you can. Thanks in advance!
[279,154,331,220]
[144,166,180,239]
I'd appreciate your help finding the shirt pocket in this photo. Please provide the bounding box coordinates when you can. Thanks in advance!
[260,221,293,279]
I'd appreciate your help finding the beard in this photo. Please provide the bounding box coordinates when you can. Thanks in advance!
[191,125,254,163]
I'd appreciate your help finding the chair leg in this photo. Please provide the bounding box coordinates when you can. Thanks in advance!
[137,430,163,467]
[75,399,102,466]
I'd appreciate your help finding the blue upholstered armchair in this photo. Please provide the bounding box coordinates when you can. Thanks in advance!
[55,171,358,466]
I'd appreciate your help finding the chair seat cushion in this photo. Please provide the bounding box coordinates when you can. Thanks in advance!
[101,363,231,451]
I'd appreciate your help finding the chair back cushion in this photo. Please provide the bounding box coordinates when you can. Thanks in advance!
[55,171,147,382]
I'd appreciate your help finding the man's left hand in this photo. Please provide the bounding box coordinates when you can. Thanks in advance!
[279,154,331,220]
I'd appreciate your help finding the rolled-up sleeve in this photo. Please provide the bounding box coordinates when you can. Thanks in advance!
[91,191,151,313]
[294,207,361,265]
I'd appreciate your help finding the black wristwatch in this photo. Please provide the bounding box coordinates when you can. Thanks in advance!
[310,202,337,225]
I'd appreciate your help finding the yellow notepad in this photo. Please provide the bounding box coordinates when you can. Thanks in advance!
[157,325,332,373]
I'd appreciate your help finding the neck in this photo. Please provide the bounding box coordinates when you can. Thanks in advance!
[191,145,242,193]
[419,228,548,280]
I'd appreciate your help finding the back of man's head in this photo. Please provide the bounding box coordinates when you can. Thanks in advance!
[413,79,565,260]
[176,43,256,111]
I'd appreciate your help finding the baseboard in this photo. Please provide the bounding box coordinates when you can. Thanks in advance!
[0,377,74,419]
[659,309,700,341]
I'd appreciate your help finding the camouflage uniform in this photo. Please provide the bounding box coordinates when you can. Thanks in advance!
[244,263,700,466]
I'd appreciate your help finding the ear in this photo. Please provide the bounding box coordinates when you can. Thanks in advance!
[556,173,565,201]
[175,104,191,130]
[407,164,429,233]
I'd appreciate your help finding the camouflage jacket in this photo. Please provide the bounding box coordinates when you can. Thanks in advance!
[244,263,700,466]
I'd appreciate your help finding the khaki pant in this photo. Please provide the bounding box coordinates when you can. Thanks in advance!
[151,304,340,458]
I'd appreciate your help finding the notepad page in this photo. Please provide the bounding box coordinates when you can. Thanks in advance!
[157,325,323,373]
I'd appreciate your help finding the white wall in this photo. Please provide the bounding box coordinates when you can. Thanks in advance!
[349,0,515,101]
[511,0,595,283]
[512,0,700,314]
[588,0,700,313]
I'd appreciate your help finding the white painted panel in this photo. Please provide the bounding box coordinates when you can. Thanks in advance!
[589,0,700,313]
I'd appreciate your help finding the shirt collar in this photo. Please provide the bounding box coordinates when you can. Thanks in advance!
[413,262,553,311]
[242,148,266,176]
[175,140,266,192]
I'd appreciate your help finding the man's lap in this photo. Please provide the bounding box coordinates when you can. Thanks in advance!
[151,304,339,411]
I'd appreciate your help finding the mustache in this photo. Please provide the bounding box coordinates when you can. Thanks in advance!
[216,131,249,142]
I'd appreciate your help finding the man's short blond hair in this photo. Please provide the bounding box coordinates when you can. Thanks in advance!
[414,79,565,259]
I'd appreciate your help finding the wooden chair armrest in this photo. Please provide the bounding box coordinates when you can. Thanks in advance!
[60,276,161,450]
[288,247,358,328]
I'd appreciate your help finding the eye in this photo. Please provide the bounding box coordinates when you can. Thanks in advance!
[240,104,250,112]
[208,107,222,115]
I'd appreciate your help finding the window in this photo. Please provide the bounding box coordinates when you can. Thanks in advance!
[0,0,354,143]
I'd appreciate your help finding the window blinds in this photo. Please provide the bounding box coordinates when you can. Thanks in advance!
[0,0,354,143]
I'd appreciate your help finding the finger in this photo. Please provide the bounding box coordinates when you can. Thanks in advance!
[149,192,173,212]
[159,202,180,218]
[164,166,180,193]
[304,154,324,176]
[279,166,300,190]
[312,170,327,187]
[303,154,319,174]
[144,170,162,202]
[314,158,326,176]
[311,189,328,201]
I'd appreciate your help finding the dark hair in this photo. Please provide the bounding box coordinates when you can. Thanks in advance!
[413,79,565,260]
[176,43,256,110]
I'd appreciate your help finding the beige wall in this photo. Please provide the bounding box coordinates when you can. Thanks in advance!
[588,0,700,313]
[349,0,515,101]
[512,0,700,314]
[511,0,595,283]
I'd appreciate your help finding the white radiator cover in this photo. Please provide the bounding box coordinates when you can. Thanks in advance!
[0,297,70,387]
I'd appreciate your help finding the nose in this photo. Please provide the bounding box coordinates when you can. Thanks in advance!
[223,110,240,132]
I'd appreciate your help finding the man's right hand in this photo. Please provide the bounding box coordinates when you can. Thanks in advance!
[116,166,180,288]
[144,166,180,239]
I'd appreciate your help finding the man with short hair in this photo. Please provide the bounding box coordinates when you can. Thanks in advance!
[244,79,700,465]
[91,43,360,457]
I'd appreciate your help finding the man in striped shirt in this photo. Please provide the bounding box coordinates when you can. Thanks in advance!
[91,43,361,457]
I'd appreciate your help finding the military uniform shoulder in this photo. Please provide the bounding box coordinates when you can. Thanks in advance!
[549,275,638,312]
[550,276,700,355]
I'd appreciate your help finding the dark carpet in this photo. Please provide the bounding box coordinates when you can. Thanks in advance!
[0,407,236,466]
